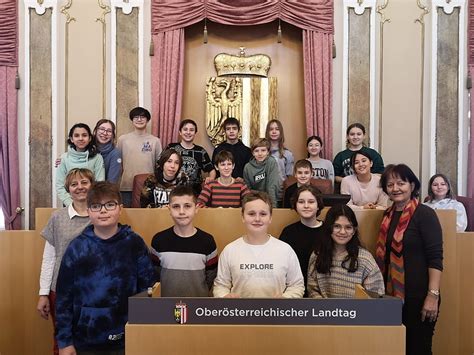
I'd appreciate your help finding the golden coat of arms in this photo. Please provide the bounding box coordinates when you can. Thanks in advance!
[206,47,278,146]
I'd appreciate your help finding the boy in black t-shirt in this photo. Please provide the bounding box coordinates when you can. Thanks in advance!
[167,119,215,195]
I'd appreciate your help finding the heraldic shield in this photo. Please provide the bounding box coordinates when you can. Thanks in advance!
[174,302,188,324]
[205,49,278,147]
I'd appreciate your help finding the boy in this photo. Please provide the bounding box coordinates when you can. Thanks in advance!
[151,186,218,297]
[283,159,316,208]
[197,150,250,208]
[117,107,162,207]
[55,182,155,355]
[211,117,252,178]
[243,138,281,208]
[166,119,216,195]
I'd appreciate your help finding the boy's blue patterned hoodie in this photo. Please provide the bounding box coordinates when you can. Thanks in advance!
[55,224,155,351]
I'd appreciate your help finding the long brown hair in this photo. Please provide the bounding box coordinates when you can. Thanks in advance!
[265,119,286,158]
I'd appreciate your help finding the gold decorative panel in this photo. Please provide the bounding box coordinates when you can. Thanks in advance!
[29,8,53,228]
[116,7,139,138]
[436,8,459,194]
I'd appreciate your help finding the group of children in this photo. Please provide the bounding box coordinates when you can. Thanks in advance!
[39,170,387,354]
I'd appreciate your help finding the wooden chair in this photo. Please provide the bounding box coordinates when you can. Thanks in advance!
[131,173,151,208]
[282,176,333,194]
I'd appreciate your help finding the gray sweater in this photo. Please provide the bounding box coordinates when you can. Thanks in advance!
[243,156,281,207]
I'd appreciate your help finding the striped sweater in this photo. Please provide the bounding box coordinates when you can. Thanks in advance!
[197,180,250,208]
[151,227,218,297]
[307,247,385,298]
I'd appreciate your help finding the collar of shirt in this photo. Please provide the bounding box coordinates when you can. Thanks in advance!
[68,203,82,219]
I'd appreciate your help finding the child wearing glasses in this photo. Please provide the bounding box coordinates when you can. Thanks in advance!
[117,107,162,207]
[93,119,122,184]
[307,204,384,298]
[55,181,155,355]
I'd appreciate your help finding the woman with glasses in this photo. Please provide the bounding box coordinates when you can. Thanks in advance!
[37,168,93,354]
[307,204,384,298]
[93,119,122,184]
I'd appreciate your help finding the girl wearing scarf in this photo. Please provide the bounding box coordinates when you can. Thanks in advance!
[376,164,443,355]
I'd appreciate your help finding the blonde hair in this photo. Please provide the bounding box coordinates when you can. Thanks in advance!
[251,137,270,152]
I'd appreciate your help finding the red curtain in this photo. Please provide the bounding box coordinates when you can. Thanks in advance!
[0,0,20,229]
[150,0,334,157]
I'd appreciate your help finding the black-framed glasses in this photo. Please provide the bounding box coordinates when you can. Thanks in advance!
[133,115,147,121]
[89,201,119,212]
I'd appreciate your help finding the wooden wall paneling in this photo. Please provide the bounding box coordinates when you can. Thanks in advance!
[29,9,53,229]
[457,232,474,354]
[0,231,51,355]
[433,210,459,355]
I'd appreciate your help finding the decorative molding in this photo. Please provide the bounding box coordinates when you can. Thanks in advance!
[415,0,429,193]
[110,0,144,124]
[376,0,390,155]
[24,0,59,227]
[430,0,466,194]
[96,0,110,119]
[342,0,376,149]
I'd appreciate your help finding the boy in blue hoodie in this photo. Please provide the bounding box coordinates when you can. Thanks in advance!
[243,138,281,208]
[55,181,155,355]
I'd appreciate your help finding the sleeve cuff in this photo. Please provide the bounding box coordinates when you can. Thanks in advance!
[39,288,50,296]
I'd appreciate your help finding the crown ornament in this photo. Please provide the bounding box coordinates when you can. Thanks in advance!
[214,47,271,77]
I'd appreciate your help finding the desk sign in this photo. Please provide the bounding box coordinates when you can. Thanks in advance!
[128,296,402,326]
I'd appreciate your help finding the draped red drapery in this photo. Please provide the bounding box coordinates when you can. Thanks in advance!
[150,0,334,157]
[0,0,20,230]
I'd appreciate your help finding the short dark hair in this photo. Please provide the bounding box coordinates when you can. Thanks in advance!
[350,149,372,170]
[169,185,197,203]
[179,119,198,132]
[87,181,122,206]
[291,185,324,215]
[222,117,240,130]
[242,191,273,215]
[380,164,420,199]
[129,107,151,121]
[427,173,454,201]
[214,150,234,165]
[293,159,312,174]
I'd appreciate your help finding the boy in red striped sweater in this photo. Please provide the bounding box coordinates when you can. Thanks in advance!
[197,150,250,208]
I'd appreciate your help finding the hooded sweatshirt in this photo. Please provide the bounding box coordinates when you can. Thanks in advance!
[243,156,281,207]
[97,141,122,184]
[56,147,105,206]
[55,224,155,351]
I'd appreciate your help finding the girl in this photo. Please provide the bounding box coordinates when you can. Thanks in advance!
[424,173,467,232]
[333,123,384,183]
[340,150,389,210]
[306,135,334,184]
[37,168,93,355]
[93,119,122,184]
[213,191,304,298]
[140,148,188,208]
[265,119,294,183]
[280,185,325,295]
[56,123,105,206]
[307,204,385,298]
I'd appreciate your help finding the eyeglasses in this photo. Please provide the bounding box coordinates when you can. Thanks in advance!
[332,224,354,233]
[97,127,113,135]
[89,201,119,212]
[133,115,147,121]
